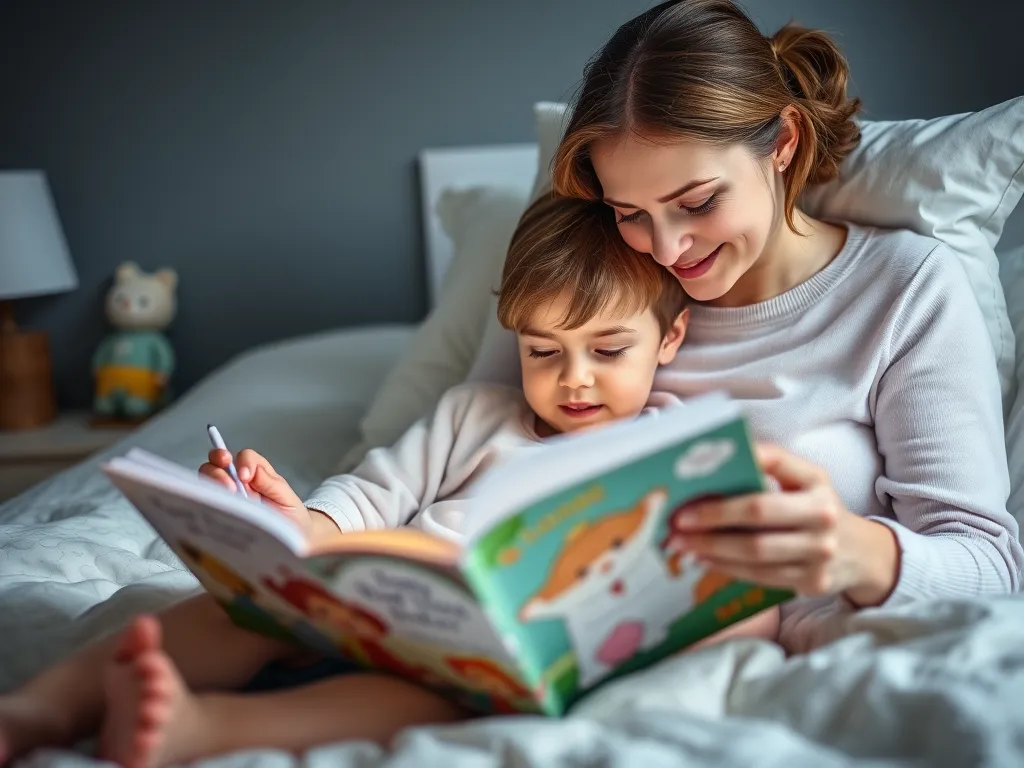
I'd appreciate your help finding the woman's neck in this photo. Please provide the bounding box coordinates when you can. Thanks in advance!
[710,209,848,308]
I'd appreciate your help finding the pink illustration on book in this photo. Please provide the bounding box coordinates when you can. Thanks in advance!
[262,567,438,683]
[518,488,725,688]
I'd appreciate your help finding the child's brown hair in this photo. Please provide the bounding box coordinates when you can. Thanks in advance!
[497,193,687,334]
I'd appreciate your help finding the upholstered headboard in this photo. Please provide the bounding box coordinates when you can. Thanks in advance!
[417,143,538,309]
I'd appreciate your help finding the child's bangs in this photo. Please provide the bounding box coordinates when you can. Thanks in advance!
[497,193,679,333]
[550,261,663,330]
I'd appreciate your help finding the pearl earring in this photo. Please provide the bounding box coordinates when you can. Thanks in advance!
[779,160,787,171]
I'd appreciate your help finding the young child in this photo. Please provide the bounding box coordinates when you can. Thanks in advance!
[0,195,776,767]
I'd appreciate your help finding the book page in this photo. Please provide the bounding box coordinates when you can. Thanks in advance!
[308,527,460,564]
[104,452,308,554]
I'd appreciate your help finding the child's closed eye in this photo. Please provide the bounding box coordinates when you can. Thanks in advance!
[528,349,557,359]
[596,348,628,358]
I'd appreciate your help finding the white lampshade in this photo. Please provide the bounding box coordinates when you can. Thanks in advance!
[0,171,78,301]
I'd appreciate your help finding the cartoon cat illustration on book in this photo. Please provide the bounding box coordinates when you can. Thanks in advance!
[518,488,724,688]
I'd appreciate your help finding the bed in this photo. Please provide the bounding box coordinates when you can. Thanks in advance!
[4,114,1024,767]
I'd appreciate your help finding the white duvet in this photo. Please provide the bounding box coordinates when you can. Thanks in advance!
[3,325,1024,768]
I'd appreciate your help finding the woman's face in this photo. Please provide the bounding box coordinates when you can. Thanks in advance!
[590,135,783,305]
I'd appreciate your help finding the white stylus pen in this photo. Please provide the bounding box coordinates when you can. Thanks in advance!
[207,424,248,498]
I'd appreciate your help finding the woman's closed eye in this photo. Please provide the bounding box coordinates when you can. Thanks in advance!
[682,193,718,215]
[615,193,718,224]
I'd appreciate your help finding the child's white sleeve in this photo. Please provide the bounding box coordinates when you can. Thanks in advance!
[303,387,474,532]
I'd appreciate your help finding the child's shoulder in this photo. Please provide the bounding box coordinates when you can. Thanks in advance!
[436,382,530,420]
[644,391,686,413]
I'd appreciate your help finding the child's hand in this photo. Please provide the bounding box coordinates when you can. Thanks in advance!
[199,448,338,539]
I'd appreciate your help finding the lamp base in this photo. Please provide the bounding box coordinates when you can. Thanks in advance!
[0,326,57,430]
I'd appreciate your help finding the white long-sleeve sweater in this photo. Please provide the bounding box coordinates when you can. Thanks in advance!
[304,384,545,542]
[304,384,677,541]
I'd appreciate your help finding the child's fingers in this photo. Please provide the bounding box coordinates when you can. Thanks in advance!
[249,465,303,508]
[198,463,236,490]
[207,448,233,467]
[207,448,269,485]
[202,448,286,504]
[235,448,278,483]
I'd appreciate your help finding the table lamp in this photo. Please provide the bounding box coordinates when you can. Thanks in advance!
[0,171,78,430]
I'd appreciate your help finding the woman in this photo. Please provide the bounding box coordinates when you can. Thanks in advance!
[550,0,1022,651]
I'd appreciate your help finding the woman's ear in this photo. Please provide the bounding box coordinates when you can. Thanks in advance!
[658,307,689,365]
[774,105,801,171]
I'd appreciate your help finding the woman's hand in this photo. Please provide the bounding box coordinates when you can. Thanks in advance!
[199,448,340,541]
[666,443,900,606]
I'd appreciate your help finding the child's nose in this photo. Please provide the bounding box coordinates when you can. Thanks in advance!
[559,357,594,389]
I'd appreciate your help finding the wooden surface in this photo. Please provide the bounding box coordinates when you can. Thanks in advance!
[0,410,134,500]
[0,303,57,429]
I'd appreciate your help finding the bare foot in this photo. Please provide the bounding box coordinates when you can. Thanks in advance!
[98,615,204,768]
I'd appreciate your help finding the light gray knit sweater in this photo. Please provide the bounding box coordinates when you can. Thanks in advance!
[652,223,1023,651]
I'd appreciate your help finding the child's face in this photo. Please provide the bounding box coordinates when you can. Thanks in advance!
[517,292,686,436]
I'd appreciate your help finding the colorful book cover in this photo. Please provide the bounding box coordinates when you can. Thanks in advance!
[460,411,793,714]
[101,395,793,718]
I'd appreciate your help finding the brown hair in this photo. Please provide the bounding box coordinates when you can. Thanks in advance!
[497,193,687,334]
[552,0,861,231]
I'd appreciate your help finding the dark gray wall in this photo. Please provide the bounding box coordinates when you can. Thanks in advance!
[1,0,1022,409]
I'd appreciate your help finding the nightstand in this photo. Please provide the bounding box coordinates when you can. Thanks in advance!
[0,411,135,501]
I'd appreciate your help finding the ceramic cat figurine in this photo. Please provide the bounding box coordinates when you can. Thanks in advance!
[518,488,711,688]
[92,262,177,421]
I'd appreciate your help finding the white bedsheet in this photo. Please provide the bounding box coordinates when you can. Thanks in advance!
[4,324,1024,768]
[0,324,415,690]
[17,595,1024,768]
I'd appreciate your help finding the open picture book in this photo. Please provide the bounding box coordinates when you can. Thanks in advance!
[101,394,793,716]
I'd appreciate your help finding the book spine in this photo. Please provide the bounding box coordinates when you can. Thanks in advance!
[460,550,556,714]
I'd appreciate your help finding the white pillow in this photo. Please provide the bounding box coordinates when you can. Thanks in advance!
[1000,243,1024,525]
[529,101,573,201]
[337,185,529,469]
[466,102,573,386]
[470,97,1024,404]
[802,98,1024,403]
